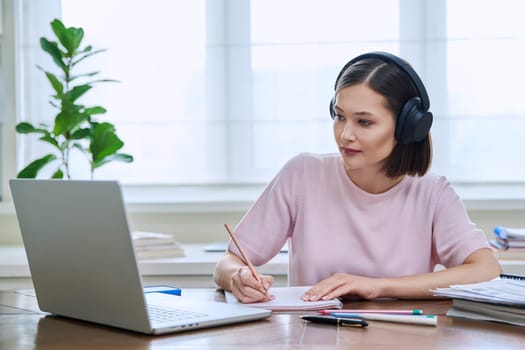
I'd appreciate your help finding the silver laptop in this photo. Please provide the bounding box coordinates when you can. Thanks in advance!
[9,179,270,335]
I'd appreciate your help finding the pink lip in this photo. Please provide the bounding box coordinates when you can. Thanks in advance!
[341,147,361,155]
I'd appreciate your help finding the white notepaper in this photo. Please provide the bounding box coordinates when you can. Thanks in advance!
[225,286,342,311]
[432,278,525,304]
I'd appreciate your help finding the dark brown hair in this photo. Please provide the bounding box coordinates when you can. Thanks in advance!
[335,58,432,177]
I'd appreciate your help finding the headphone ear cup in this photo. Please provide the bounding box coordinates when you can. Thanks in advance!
[329,97,336,119]
[413,110,433,143]
[396,97,433,144]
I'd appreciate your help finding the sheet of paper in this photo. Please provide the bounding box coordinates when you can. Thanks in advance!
[225,286,342,311]
[432,278,525,304]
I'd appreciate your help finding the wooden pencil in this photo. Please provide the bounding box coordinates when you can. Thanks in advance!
[223,224,270,298]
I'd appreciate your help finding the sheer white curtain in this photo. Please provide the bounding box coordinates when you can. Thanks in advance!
[15,0,525,187]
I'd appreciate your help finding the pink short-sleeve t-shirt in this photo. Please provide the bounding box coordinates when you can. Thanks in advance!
[228,153,489,286]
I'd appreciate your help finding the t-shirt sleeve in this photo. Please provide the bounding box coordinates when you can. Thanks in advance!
[432,177,489,267]
[227,154,304,266]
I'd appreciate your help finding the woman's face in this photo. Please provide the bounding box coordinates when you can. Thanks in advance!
[332,83,397,173]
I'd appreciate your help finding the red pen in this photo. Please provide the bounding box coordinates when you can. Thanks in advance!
[319,309,423,315]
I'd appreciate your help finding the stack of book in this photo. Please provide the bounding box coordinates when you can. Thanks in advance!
[432,275,525,327]
[489,226,525,260]
[131,231,185,260]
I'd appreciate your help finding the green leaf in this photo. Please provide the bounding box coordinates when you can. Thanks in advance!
[78,45,93,54]
[40,38,67,72]
[65,26,84,55]
[88,79,120,84]
[69,71,100,82]
[71,128,91,140]
[84,106,106,115]
[92,153,133,169]
[51,19,84,56]
[15,122,48,134]
[112,153,133,163]
[90,122,124,164]
[17,154,57,178]
[51,168,64,179]
[45,72,64,97]
[72,48,107,67]
[15,122,35,133]
[50,19,67,38]
[54,110,87,136]
[66,84,92,103]
[39,134,60,148]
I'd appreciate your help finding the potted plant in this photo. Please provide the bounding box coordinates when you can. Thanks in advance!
[15,18,132,179]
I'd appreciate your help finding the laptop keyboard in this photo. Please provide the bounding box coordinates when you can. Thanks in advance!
[148,304,208,322]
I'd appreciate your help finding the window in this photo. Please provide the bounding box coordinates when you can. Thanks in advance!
[444,0,525,182]
[12,0,525,190]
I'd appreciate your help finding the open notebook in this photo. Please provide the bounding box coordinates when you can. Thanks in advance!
[225,286,343,311]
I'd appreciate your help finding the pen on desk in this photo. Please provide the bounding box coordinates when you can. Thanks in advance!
[329,313,438,327]
[319,309,423,315]
[223,224,271,298]
[302,315,368,328]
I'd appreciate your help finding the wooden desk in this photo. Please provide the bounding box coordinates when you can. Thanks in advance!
[1,289,524,349]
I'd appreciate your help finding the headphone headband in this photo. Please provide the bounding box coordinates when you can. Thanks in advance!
[331,51,433,144]
[334,51,430,111]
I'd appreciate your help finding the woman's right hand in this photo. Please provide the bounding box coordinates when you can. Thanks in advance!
[230,266,274,303]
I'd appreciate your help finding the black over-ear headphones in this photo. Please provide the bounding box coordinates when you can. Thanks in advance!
[330,51,433,144]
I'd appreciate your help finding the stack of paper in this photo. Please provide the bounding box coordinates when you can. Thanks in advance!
[225,286,343,311]
[489,226,525,260]
[446,299,525,327]
[132,231,185,259]
[432,277,525,327]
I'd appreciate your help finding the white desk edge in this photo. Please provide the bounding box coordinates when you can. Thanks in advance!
[0,244,288,278]
[1,244,523,279]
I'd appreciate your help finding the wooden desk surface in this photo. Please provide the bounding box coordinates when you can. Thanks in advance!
[1,289,524,350]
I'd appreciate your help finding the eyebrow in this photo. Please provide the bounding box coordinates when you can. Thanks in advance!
[334,105,374,117]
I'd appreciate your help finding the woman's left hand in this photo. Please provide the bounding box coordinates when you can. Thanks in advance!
[302,273,385,301]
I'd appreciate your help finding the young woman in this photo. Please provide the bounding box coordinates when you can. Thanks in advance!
[214,52,502,303]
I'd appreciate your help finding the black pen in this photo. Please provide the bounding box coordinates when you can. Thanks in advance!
[301,315,368,328]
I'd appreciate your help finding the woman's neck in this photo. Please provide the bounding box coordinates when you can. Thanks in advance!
[344,165,405,194]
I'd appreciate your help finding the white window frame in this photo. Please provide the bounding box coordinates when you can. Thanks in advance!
[1,0,525,212]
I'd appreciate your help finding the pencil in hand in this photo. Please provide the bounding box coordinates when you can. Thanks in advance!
[223,224,272,299]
